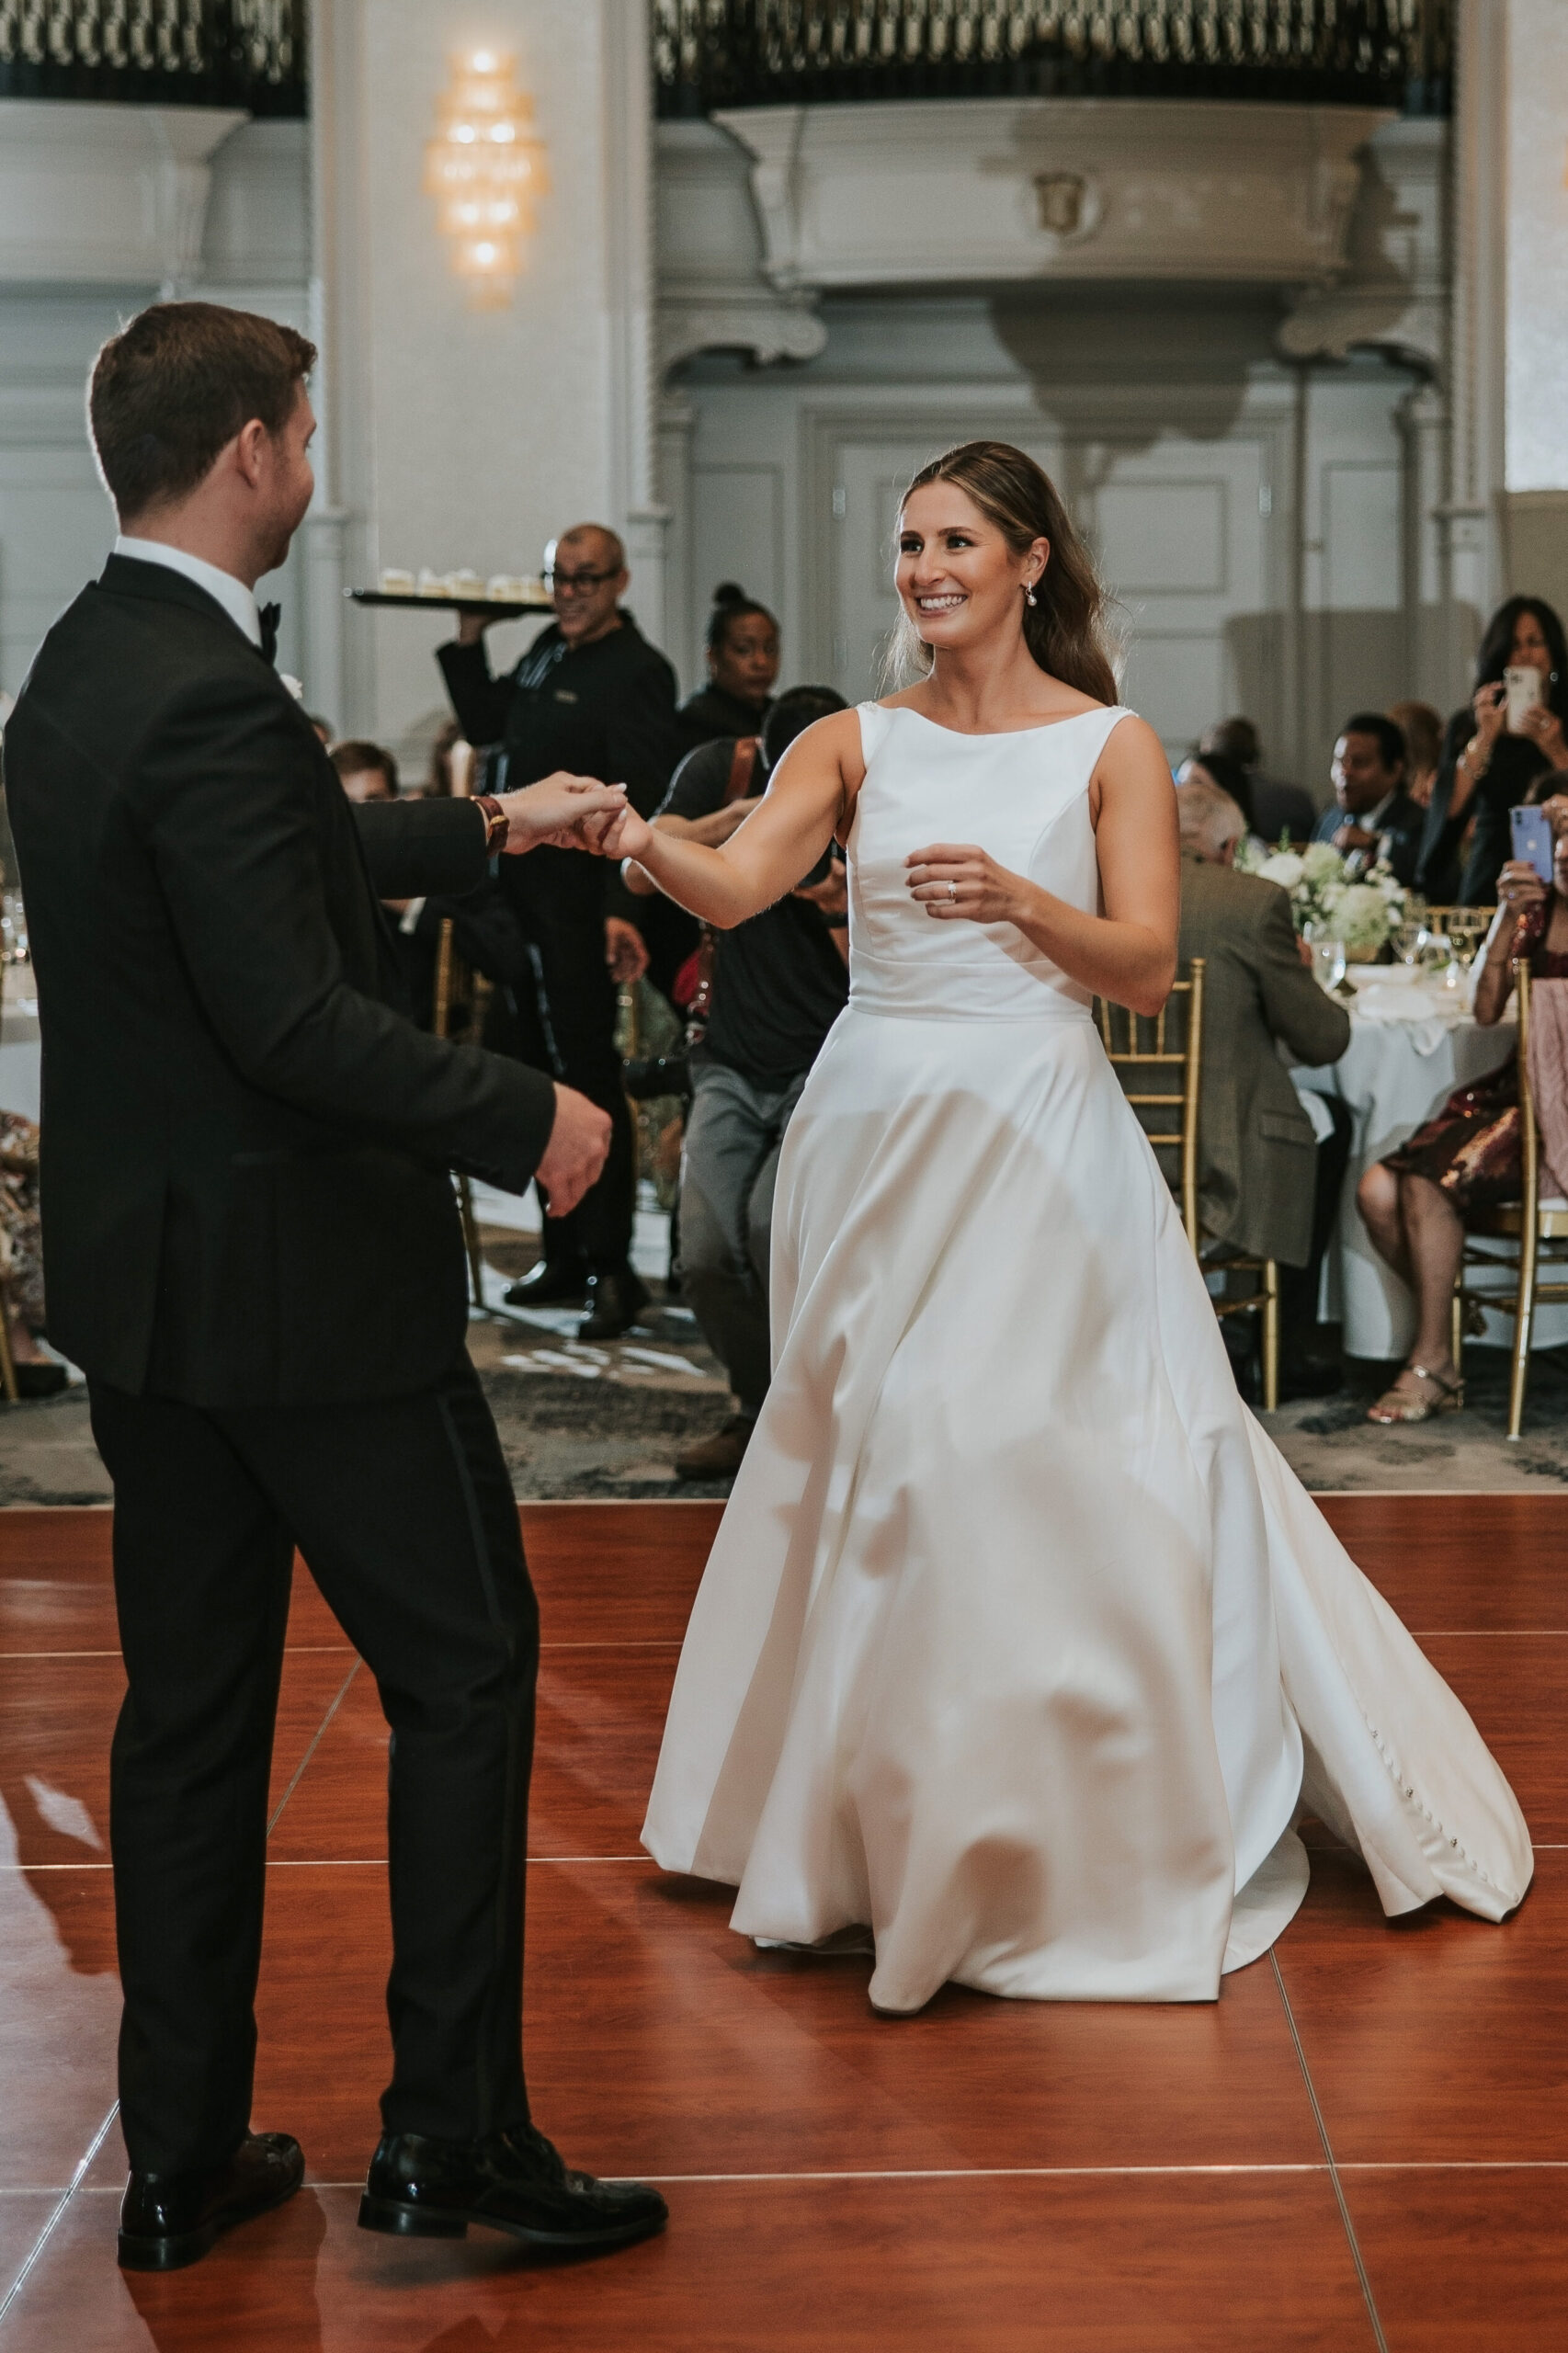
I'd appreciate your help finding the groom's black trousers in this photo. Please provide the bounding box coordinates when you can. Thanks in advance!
[89,1354,538,2179]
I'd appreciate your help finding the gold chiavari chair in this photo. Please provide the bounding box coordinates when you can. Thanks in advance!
[1452,961,1568,1440]
[1096,957,1280,1410]
[1423,904,1495,934]
[432,918,488,1310]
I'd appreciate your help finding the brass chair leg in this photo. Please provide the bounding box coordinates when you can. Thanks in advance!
[457,1176,485,1313]
[1450,1274,1464,1381]
[1261,1259,1279,1413]
[1507,1222,1538,1443]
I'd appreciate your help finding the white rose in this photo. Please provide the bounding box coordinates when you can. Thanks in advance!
[1258,851,1305,890]
[1301,842,1344,883]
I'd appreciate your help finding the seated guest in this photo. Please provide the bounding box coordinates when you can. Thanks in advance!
[1199,715,1315,845]
[1311,712,1425,884]
[1177,775,1353,1399]
[330,739,397,801]
[1416,597,1568,904]
[678,583,780,746]
[1176,748,1260,843]
[1412,597,1553,908]
[1389,698,1443,811]
[624,686,849,1478]
[1358,804,1568,1424]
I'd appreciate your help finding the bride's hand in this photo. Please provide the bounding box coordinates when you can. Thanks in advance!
[589,801,654,864]
[905,843,1023,924]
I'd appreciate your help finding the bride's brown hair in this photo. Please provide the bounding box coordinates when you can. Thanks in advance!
[891,440,1118,705]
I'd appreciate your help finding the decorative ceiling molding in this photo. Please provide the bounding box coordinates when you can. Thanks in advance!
[710,97,1392,293]
[0,99,246,287]
[1278,118,1448,374]
[656,118,825,375]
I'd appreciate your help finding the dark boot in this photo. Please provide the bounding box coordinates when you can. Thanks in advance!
[577,1266,650,1341]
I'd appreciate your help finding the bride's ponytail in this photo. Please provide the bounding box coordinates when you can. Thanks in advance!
[885,440,1119,704]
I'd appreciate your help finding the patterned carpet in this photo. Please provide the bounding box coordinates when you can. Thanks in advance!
[1,1222,1563,1505]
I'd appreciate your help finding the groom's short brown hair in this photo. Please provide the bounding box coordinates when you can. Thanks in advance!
[89,301,317,523]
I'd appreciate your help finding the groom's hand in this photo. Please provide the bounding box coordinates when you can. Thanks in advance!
[495,774,628,853]
[535,1083,612,1217]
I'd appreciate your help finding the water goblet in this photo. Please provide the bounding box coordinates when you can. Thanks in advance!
[1312,938,1346,994]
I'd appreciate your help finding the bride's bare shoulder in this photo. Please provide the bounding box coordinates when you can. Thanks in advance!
[771,705,868,790]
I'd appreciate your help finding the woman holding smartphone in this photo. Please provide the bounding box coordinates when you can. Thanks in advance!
[1360,775,1568,1423]
[1415,597,1568,903]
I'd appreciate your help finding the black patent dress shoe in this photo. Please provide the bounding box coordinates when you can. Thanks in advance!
[358,2122,668,2252]
[15,1360,68,1398]
[119,2131,304,2271]
[577,1267,650,1342]
[504,1257,589,1308]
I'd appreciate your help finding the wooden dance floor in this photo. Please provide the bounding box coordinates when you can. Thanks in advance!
[0,1493,1564,2349]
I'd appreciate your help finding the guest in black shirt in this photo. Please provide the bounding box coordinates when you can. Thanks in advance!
[623,687,848,1479]
[1310,712,1425,885]
[1416,597,1568,904]
[438,524,686,1336]
[677,582,779,747]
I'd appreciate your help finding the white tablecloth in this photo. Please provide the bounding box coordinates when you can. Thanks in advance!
[1293,969,1560,1359]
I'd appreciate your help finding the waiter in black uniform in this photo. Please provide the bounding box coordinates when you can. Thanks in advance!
[438,526,684,1338]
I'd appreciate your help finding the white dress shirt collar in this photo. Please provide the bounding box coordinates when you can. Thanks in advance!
[113,535,262,650]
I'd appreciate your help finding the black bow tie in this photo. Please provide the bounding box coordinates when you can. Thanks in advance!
[258,602,280,665]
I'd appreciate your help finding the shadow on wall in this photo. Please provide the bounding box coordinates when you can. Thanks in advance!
[1223,606,1482,797]
[988,288,1264,449]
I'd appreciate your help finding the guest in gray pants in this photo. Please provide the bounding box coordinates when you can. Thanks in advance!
[621,687,849,1478]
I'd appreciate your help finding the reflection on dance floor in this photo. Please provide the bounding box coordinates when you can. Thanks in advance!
[1,1497,1565,2347]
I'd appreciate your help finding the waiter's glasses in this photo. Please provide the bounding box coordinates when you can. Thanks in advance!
[547,568,618,596]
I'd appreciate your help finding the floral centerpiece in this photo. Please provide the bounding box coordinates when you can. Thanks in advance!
[1233,837,1407,961]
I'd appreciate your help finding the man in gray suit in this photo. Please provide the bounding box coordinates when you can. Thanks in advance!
[1176,775,1352,1398]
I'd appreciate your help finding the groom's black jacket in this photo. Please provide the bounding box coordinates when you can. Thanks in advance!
[4,554,556,1407]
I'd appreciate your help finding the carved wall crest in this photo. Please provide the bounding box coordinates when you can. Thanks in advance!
[1033,171,1088,238]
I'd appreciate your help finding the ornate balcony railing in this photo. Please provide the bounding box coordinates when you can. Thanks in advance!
[653,1,1450,117]
[0,0,306,116]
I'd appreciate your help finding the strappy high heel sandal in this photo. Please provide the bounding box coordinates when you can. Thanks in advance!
[1367,1363,1464,1426]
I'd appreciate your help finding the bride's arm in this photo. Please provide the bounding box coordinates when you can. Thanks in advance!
[597,710,860,928]
[904,714,1179,1017]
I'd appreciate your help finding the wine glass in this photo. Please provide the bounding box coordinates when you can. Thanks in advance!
[1449,912,1485,969]
[1392,918,1427,968]
[1312,938,1346,994]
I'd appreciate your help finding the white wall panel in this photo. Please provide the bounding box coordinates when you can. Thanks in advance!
[690,463,784,651]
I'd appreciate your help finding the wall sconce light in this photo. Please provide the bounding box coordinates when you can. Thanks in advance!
[425,49,548,309]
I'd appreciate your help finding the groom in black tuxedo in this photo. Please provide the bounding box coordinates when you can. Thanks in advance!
[3,301,664,2269]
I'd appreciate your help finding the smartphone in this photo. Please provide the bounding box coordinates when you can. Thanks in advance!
[1510,802,1553,883]
[1505,665,1543,733]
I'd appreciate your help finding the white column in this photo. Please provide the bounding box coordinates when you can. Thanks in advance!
[305,0,372,732]
[602,0,671,650]
[1441,0,1508,654]
[306,0,659,754]
[1497,0,1568,621]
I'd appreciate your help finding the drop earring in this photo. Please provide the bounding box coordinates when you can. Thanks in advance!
[1025,582,1039,608]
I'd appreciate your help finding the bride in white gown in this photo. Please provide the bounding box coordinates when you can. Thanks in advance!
[596,440,1531,2014]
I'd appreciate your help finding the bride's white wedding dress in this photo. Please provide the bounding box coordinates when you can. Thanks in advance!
[642,701,1531,2011]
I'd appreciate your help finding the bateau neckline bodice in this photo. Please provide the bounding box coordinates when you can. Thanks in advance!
[872,701,1119,743]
